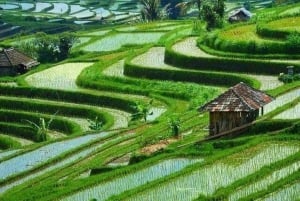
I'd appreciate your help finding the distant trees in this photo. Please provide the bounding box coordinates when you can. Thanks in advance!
[141,0,161,21]
[17,32,77,63]
[176,0,202,18]
[140,0,171,21]
[161,0,182,19]
[176,0,225,30]
[202,0,225,30]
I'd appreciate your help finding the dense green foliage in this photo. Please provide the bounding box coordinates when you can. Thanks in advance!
[18,32,78,62]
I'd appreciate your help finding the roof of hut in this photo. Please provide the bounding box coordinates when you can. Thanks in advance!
[200,82,274,112]
[0,48,39,68]
[229,8,252,18]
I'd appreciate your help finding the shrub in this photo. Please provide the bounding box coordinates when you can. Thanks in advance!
[90,167,115,175]
[286,32,300,52]
[278,73,300,83]
[129,153,149,164]
[288,122,300,134]
[294,74,300,81]
[279,73,293,83]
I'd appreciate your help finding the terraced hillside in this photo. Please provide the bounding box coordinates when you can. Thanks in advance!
[0,2,299,201]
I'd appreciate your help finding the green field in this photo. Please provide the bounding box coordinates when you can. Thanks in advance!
[0,1,299,201]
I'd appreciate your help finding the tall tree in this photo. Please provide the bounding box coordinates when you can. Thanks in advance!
[58,33,78,60]
[214,0,225,18]
[161,0,182,19]
[141,0,161,21]
[34,32,59,62]
[176,0,202,18]
[140,0,170,21]
[21,32,77,63]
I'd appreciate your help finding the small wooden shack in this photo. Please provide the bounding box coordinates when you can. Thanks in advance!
[0,48,39,75]
[228,8,252,23]
[200,82,274,136]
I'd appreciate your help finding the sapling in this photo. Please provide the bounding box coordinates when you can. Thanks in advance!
[131,100,153,122]
[87,116,103,131]
[168,115,181,139]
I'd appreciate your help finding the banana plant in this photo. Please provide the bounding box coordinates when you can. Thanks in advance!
[23,112,58,142]
[131,100,153,122]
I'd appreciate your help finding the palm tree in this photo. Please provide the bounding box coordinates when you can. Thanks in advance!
[176,0,202,17]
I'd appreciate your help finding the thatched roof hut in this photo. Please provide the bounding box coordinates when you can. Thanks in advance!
[200,82,274,136]
[0,48,39,75]
[228,8,252,23]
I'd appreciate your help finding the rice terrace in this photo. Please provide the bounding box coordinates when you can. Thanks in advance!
[0,0,299,200]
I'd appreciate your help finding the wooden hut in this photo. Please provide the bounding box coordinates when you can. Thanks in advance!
[199,82,274,136]
[228,8,252,23]
[0,48,39,75]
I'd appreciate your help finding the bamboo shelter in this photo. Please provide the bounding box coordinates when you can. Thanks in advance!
[200,82,274,136]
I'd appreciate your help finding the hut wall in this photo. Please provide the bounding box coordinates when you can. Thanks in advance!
[0,67,15,76]
[209,111,257,136]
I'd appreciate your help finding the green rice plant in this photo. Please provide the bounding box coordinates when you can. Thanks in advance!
[166,37,300,75]
[0,131,111,182]
[72,37,91,48]
[0,149,20,161]
[264,88,300,114]
[0,134,123,194]
[83,30,110,36]
[0,122,37,142]
[126,143,299,201]
[102,60,125,77]
[81,32,165,52]
[205,24,300,54]
[279,6,300,16]
[0,135,21,150]
[258,182,300,201]
[274,103,300,119]
[0,109,81,137]
[125,50,259,88]
[0,85,137,113]
[62,158,202,201]
[228,161,300,201]
[25,63,94,90]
